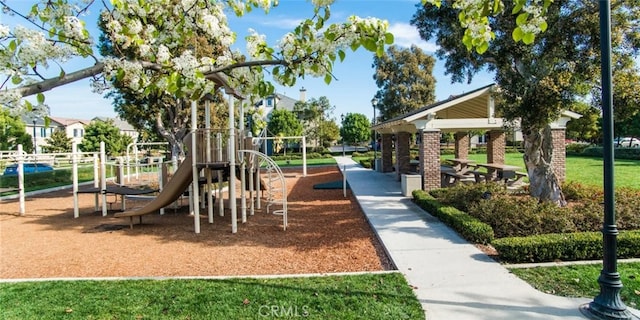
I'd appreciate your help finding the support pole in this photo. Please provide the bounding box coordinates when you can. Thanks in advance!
[100,141,107,216]
[17,144,25,216]
[72,143,79,218]
[205,100,213,224]
[240,103,247,223]
[191,100,201,234]
[302,136,307,177]
[227,92,237,233]
[580,1,635,319]
[93,153,99,212]
[217,133,224,217]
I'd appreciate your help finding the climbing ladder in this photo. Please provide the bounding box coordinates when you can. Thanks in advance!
[238,149,287,231]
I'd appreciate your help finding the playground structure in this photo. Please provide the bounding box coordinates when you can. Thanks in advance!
[2,83,309,234]
[112,96,293,234]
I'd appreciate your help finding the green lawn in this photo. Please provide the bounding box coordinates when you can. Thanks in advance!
[272,157,336,167]
[0,273,424,320]
[442,153,640,189]
[509,262,640,309]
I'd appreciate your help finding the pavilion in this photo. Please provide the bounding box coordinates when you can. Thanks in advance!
[371,84,581,191]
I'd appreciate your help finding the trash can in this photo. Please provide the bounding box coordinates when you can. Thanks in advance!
[401,174,421,197]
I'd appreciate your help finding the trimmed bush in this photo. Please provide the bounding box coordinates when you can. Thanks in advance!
[412,190,493,244]
[493,231,640,263]
[582,146,640,160]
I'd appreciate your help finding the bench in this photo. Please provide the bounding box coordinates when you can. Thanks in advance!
[506,172,528,187]
[441,171,475,187]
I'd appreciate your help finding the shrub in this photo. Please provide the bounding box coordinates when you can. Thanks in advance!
[493,231,640,263]
[565,143,592,155]
[581,146,640,160]
[429,183,509,212]
[412,190,493,244]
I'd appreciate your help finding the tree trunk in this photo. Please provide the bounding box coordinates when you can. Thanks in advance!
[523,126,567,206]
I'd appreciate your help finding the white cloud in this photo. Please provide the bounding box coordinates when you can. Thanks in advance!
[388,22,438,52]
[256,16,303,29]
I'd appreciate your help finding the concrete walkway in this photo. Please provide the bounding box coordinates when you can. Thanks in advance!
[335,157,634,320]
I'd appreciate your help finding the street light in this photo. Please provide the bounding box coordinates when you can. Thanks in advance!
[341,113,345,157]
[371,97,378,171]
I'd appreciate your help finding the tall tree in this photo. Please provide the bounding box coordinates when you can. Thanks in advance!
[318,119,340,148]
[80,119,133,156]
[372,45,437,121]
[565,101,601,144]
[267,109,303,154]
[340,113,370,146]
[43,129,72,153]
[293,96,335,148]
[0,109,32,152]
[412,0,640,205]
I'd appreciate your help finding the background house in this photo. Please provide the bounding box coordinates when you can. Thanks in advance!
[20,114,138,153]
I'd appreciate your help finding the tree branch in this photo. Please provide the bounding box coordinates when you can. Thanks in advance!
[15,62,105,97]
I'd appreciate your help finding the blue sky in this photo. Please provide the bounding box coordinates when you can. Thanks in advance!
[4,0,494,121]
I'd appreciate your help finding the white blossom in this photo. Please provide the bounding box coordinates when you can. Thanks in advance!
[0,24,10,38]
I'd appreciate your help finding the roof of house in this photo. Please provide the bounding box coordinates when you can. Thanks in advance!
[254,93,299,112]
[92,117,136,131]
[47,116,90,127]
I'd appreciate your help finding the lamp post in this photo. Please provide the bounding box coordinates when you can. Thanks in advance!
[371,98,378,171]
[340,113,345,157]
[32,119,37,154]
[580,1,635,319]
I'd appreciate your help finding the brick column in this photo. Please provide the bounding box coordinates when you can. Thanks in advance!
[381,133,393,173]
[454,132,469,159]
[419,129,441,191]
[487,130,506,164]
[551,128,566,182]
[395,132,411,181]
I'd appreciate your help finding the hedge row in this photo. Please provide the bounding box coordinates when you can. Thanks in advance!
[580,146,640,160]
[412,189,494,244]
[493,230,640,263]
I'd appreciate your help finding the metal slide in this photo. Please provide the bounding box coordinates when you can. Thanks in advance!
[114,155,194,218]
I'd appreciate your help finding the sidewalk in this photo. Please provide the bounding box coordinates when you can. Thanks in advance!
[335,157,609,320]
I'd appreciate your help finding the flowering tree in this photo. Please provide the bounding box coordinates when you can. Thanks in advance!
[0,0,394,114]
[0,0,551,113]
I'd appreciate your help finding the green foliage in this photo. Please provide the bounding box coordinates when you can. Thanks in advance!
[0,109,33,152]
[428,182,509,212]
[412,190,494,244]
[566,101,601,143]
[318,119,340,147]
[0,166,96,191]
[372,45,437,121]
[581,146,640,160]
[43,129,72,153]
[564,143,591,155]
[267,109,303,138]
[510,262,640,307]
[339,113,370,145]
[293,96,336,147]
[493,231,640,263]
[0,273,424,320]
[80,119,133,156]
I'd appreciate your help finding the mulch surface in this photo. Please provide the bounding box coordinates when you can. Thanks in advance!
[0,166,393,279]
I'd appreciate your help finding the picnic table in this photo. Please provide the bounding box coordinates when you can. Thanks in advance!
[445,158,477,173]
[474,163,527,185]
[440,163,476,187]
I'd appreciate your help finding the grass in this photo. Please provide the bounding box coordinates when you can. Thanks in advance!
[272,157,336,167]
[509,262,640,309]
[441,153,640,189]
[0,273,424,320]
